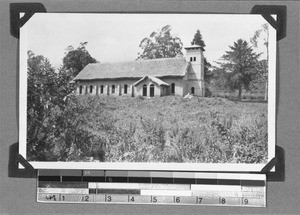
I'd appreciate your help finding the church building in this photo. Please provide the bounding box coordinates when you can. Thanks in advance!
[73,45,205,97]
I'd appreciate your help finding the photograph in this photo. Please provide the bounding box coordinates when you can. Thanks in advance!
[19,13,276,171]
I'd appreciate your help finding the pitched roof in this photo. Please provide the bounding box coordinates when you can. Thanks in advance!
[184,44,205,51]
[73,57,188,81]
[133,76,170,86]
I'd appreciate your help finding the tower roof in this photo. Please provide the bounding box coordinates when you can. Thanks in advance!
[184,44,205,51]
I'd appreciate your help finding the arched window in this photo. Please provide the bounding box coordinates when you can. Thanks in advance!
[79,86,83,94]
[90,85,93,93]
[190,57,193,62]
[150,84,155,97]
[100,85,104,94]
[112,85,115,94]
[171,83,175,94]
[124,84,128,94]
[194,57,196,61]
[143,84,147,96]
[191,87,195,95]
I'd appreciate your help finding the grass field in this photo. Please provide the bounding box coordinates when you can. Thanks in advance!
[76,95,268,164]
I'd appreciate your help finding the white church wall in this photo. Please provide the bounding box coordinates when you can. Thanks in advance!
[187,80,205,96]
[160,77,184,96]
[76,79,139,96]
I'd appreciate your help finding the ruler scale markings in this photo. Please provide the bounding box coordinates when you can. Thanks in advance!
[78,194,95,202]
[62,194,80,202]
[105,194,128,203]
[241,197,265,207]
[173,196,197,204]
[95,194,106,202]
[151,195,174,204]
[196,196,220,205]
[37,171,266,207]
[128,195,151,203]
[218,197,241,205]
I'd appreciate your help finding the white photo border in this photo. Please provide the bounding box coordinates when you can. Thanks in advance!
[19,13,276,172]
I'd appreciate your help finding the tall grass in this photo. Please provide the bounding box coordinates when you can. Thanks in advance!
[87,96,268,164]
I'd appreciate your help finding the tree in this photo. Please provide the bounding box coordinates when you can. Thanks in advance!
[217,39,261,100]
[209,67,229,91]
[27,51,72,160]
[250,23,269,61]
[27,51,108,161]
[191,29,206,47]
[62,42,98,77]
[250,24,269,100]
[137,25,183,60]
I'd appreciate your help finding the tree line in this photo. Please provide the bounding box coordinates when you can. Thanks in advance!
[136,24,268,101]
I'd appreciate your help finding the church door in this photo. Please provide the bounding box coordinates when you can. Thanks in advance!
[191,87,195,95]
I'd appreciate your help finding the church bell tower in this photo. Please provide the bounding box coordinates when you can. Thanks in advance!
[184,45,205,96]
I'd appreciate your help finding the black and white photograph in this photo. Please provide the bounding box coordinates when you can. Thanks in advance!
[19,13,276,171]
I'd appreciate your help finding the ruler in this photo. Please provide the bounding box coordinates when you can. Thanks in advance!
[37,170,266,207]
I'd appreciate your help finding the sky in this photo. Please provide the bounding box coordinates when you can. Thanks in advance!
[21,13,272,69]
